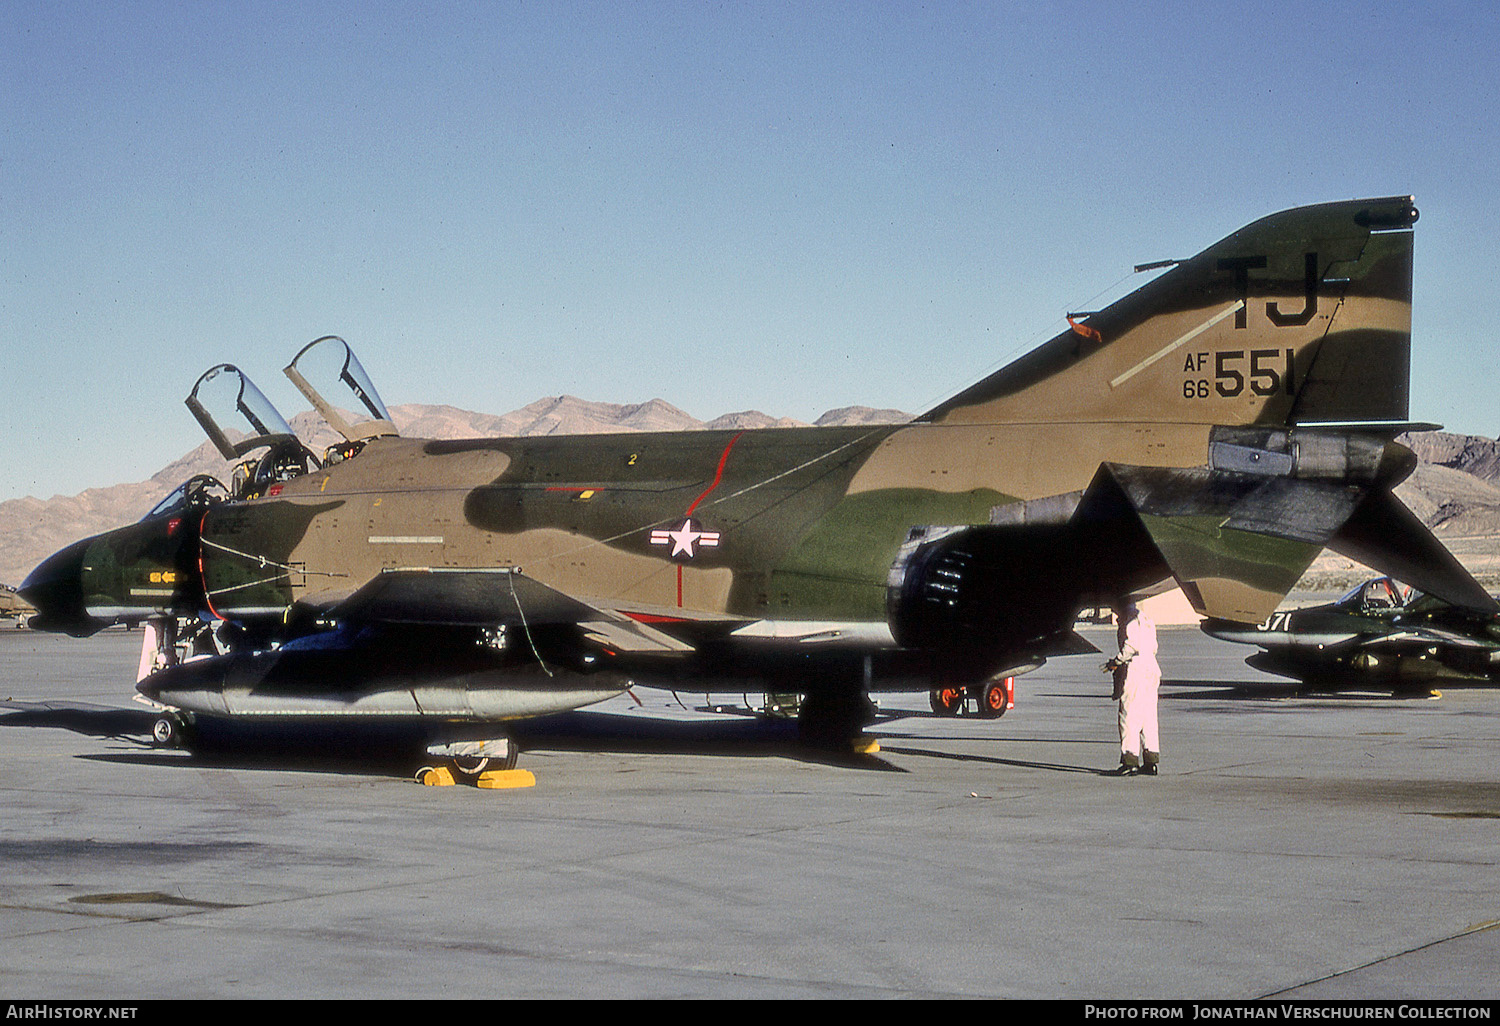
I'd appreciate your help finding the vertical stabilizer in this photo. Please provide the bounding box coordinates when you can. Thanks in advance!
[922,197,1418,429]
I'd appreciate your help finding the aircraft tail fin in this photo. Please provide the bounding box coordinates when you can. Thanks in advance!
[900,196,1496,626]
[922,196,1418,429]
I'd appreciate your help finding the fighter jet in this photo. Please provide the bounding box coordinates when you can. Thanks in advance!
[0,584,35,625]
[22,195,1493,774]
[1203,575,1500,692]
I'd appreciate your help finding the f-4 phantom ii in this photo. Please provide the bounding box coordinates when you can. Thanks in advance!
[0,584,34,626]
[1204,576,1500,693]
[21,195,1497,774]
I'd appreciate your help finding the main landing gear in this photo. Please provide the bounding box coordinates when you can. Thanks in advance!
[928,677,1014,719]
[415,738,534,789]
[796,682,881,756]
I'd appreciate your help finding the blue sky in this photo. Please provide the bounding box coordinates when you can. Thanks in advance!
[4,1,1497,502]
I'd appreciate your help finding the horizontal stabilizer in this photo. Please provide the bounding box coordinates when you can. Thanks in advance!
[1329,490,1498,612]
[1078,464,1342,623]
[891,454,1380,652]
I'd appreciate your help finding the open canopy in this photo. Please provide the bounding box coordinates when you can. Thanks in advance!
[284,335,397,443]
[186,363,299,460]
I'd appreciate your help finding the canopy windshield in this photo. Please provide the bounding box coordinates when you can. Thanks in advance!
[1335,576,1409,612]
[186,364,298,460]
[144,474,228,520]
[284,336,397,442]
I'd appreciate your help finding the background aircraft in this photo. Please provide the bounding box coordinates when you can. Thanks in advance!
[1203,575,1500,692]
[0,584,34,625]
[22,196,1492,776]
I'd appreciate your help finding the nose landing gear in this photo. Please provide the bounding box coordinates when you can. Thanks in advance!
[150,711,193,748]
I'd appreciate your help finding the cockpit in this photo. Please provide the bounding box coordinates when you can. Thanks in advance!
[147,337,398,515]
[187,363,319,501]
[144,474,230,520]
[1337,576,1411,613]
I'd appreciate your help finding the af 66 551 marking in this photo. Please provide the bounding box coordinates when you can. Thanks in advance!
[1183,348,1295,399]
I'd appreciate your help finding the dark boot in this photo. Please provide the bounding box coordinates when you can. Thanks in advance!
[1107,754,1139,776]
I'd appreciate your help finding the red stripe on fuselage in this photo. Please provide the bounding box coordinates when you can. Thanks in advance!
[685,432,744,515]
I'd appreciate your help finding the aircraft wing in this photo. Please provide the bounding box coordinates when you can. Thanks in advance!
[300,568,703,654]
[312,567,1092,689]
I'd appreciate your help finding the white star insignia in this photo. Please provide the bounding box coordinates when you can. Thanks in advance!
[650,518,721,559]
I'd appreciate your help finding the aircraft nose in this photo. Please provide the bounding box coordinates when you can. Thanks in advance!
[19,538,101,636]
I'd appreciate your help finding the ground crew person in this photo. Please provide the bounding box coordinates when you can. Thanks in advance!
[1102,600,1161,776]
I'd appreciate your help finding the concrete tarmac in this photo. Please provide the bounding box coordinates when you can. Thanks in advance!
[1,624,1497,1000]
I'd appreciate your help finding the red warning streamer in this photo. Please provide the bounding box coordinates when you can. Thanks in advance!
[1067,315,1102,343]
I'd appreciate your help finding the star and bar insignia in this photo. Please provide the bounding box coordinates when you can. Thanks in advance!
[650,518,721,559]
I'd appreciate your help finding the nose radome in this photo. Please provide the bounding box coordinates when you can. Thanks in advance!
[19,538,101,637]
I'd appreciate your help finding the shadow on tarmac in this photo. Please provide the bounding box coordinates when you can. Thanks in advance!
[876,742,1118,776]
[0,701,907,775]
[1160,679,1446,701]
[510,709,908,771]
[0,702,157,739]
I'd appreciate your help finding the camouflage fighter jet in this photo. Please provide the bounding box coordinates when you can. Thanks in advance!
[0,584,35,626]
[22,195,1494,773]
[1203,576,1500,692]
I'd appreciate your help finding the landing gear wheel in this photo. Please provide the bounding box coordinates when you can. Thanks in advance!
[452,755,491,777]
[976,679,1010,719]
[151,714,185,748]
[426,738,521,779]
[929,687,964,716]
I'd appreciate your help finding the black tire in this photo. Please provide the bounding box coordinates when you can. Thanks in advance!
[151,714,183,748]
[928,687,964,716]
[797,689,877,749]
[976,679,1010,719]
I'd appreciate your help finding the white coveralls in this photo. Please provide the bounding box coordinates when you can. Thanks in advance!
[1113,609,1161,769]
